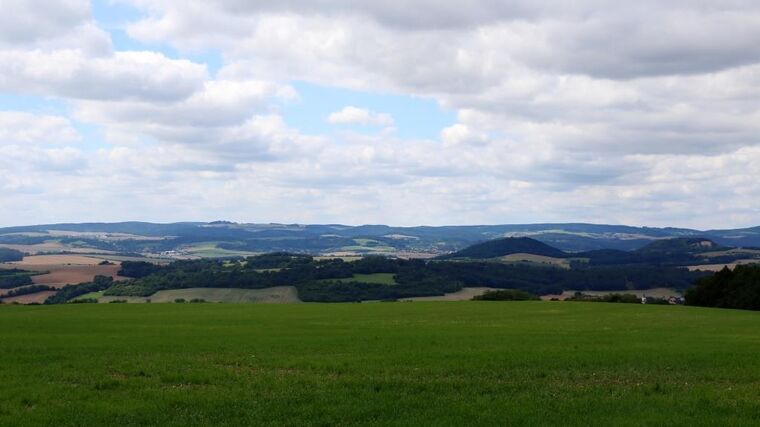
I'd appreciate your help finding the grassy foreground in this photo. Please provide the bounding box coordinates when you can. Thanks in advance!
[1,302,760,426]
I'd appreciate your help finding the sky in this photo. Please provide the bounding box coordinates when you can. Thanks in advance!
[1,0,759,229]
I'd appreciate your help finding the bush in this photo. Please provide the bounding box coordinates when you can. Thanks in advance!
[189,298,206,303]
[108,300,127,304]
[567,293,641,304]
[174,298,186,303]
[473,289,540,301]
[69,298,98,304]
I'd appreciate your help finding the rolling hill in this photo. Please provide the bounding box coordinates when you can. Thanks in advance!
[2,221,760,256]
[635,237,724,255]
[437,237,567,260]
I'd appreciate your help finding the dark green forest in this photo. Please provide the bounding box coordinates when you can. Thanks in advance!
[0,248,24,263]
[0,269,34,290]
[80,254,707,303]
[685,265,760,310]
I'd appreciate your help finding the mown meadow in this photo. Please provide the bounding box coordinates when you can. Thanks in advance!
[1,302,759,426]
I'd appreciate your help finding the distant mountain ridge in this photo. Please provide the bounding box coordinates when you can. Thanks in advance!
[1,221,759,255]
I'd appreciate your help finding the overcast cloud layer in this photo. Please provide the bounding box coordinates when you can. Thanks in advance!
[1,0,759,228]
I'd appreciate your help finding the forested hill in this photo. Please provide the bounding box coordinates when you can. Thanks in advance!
[446,236,760,268]
[635,238,725,255]
[438,237,568,259]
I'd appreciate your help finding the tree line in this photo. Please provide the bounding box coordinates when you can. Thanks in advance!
[685,265,760,310]
[100,255,706,303]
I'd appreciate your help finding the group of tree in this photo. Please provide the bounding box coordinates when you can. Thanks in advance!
[472,289,539,301]
[0,248,24,263]
[99,253,706,303]
[43,276,113,305]
[0,269,34,290]
[685,265,760,310]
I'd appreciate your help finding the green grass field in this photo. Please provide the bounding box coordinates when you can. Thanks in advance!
[1,302,760,426]
[181,242,260,258]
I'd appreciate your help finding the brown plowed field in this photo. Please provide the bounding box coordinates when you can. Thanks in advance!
[29,264,126,288]
[8,255,109,266]
[0,291,57,304]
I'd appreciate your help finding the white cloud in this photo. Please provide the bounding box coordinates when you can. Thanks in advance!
[1,1,760,228]
[0,50,208,102]
[441,124,488,147]
[0,112,87,201]
[0,0,110,54]
[0,112,80,145]
[327,106,394,127]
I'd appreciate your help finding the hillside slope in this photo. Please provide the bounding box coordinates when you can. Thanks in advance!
[438,237,567,259]
[2,221,760,254]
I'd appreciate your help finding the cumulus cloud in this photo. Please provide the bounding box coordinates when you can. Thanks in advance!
[1,0,759,228]
[0,50,208,102]
[0,0,110,54]
[441,124,488,147]
[0,112,80,145]
[327,106,394,127]
[0,112,86,202]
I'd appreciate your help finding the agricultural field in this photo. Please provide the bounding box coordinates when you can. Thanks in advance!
[687,260,760,272]
[0,241,71,254]
[0,290,57,305]
[337,238,397,254]
[0,255,130,304]
[498,253,573,269]
[400,287,498,301]
[9,264,123,288]
[94,287,302,304]
[542,287,682,301]
[180,242,261,259]
[1,302,760,425]
[5,254,108,266]
[85,255,173,265]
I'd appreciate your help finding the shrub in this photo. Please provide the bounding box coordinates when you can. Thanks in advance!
[70,298,98,304]
[108,300,127,304]
[174,298,186,303]
[567,293,641,304]
[473,289,540,301]
[189,298,206,303]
